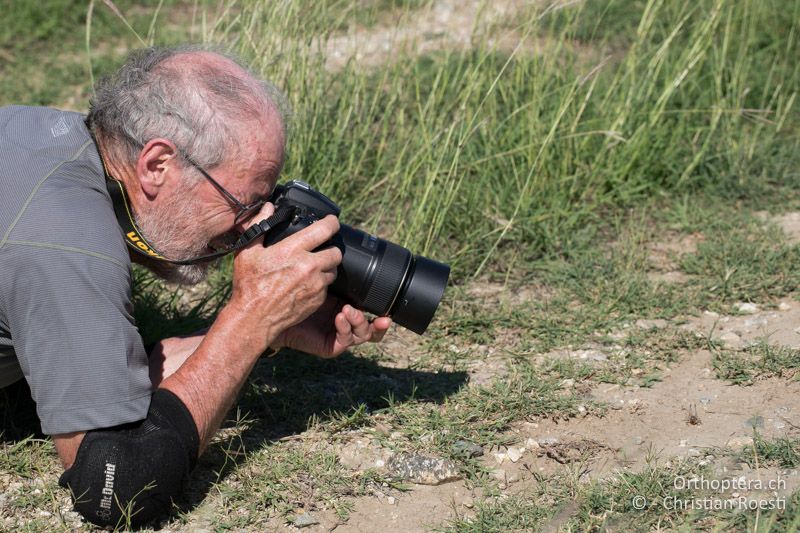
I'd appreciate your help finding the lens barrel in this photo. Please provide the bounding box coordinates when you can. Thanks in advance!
[329,225,450,334]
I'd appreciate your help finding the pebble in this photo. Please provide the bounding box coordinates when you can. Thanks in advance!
[704,310,720,317]
[633,436,644,445]
[525,438,541,449]
[635,319,668,330]
[688,448,701,457]
[388,453,461,485]
[452,440,484,458]
[779,302,792,311]
[719,332,742,346]
[506,447,523,463]
[538,437,560,446]
[699,396,712,405]
[575,349,607,362]
[735,302,759,314]
[462,498,474,509]
[387,496,396,505]
[294,512,319,528]
[679,439,688,447]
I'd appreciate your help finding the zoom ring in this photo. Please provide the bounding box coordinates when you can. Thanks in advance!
[362,242,412,315]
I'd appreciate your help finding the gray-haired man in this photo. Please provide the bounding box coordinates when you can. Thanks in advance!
[0,46,391,527]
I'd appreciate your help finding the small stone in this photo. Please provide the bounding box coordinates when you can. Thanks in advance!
[735,302,759,314]
[719,332,741,346]
[388,453,462,485]
[577,405,587,414]
[560,378,575,388]
[635,319,668,330]
[387,496,396,505]
[493,452,506,464]
[538,437,560,446]
[506,447,523,463]
[745,416,764,429]
[633,436,644,445]
[452,440,484,458]
[688,448,701,457]
[679,439,688,447]
[294,512,319,528]
[779,302,792,311]
[37,511,51,518]
[525,438,541,449]
[462,498,474,509]
[704,310,720,317]
[507,472,520,484]
[575,349,607,362]
[699,396,712,405]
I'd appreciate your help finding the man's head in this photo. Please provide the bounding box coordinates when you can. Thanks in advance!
[88,45,289,284]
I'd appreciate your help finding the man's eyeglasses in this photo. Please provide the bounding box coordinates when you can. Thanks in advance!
[180,150,266,225]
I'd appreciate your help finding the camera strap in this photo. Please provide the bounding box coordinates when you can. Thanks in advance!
[92,131,297,265]
[104,177,296,266]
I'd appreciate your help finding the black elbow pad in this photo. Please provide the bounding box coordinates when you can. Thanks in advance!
[58,389,200,528]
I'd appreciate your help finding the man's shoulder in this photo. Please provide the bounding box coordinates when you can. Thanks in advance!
[0,105,90,150]
[0,107,127,270]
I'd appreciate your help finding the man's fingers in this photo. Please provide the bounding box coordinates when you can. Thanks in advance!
[345,305,370,340]
[339,306,392,344]
[289,215,341,252]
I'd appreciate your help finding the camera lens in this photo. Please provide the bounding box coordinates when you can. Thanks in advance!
[329,225,450,334]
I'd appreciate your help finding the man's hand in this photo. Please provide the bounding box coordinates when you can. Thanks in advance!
[229,208,344,347]
[272,296,392,358]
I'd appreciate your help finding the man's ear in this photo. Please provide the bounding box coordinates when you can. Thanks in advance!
[136,139,180,199]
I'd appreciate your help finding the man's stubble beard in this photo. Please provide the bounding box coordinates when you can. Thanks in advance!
[133,189,213,285]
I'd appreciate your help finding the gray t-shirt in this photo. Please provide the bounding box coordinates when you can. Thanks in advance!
[0,105,152,434]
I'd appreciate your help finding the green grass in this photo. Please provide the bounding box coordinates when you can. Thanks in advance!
[2,0,800,530]
[714,341,800,385]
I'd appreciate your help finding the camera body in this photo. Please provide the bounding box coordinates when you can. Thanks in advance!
[265,180,450,334]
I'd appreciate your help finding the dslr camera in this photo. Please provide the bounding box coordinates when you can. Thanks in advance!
[263,180,450,334]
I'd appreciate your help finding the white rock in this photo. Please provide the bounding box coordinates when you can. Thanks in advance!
[779,302,792,311]
[387,496,396,505]
[506,447,523,463]
[525,438,541,449]
[735,302,759,314]
[493,452,506,464]
[679,439,688,447]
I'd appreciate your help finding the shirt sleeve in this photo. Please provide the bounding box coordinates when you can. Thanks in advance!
[2,244,152,435]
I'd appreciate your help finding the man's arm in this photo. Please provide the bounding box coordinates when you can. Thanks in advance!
[55,211,343,458]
